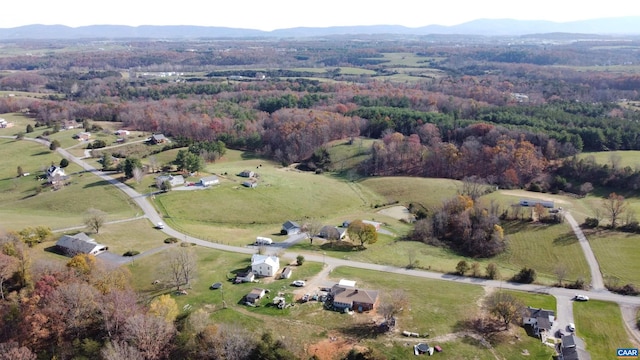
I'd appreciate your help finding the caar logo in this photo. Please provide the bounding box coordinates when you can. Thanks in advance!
[618,348,639,358]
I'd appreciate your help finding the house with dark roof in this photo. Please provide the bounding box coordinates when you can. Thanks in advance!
[281,220,301,235]
[319,225,347,240]
[238,170,255,178]
[150,133,167,144]
[234,270,255,284]
[329,284,379,312]
[56,233,108,256]
[523,306,555,340]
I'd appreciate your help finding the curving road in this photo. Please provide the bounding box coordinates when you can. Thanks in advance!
[8,135,640,343]
[564,211,606,291]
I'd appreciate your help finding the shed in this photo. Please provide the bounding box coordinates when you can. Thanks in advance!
[245,288,266,304]
[281,220,301,235]
[150,133,167,144]
[280,266,293,279]
[239,170,255,178]
[199,175,219,187]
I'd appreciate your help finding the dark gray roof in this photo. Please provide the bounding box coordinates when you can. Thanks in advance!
[562,334,577,348]
[526,306,554,318]
[282,220,300,230]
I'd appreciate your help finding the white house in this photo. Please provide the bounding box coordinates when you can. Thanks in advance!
[199,175,219,187]
[46,165,67,185]
[56,232,109,256]
[115,129,130,136]
[156,174,185,187]
[251,254,280,277]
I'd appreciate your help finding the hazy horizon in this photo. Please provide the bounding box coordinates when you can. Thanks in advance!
[2,0,639,31]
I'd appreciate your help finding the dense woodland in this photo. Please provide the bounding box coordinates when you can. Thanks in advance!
[1,34,640,359]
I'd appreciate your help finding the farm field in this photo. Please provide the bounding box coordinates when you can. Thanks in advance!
[587,230,640,286]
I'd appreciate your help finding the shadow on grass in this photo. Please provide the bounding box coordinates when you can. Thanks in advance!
[338,321,386,340]
[553,232,578,246]
[32,150,51,156]
[453,318,506,345]
[83,179,113,189]
[320,241,359,252]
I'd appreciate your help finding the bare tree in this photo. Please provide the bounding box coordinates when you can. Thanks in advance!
[164,247,197,291]
[132,167,144,184]
[602,192,628,228]
[460,176,488,201]
[123,314,175,360]
[0,341,37,360]
[485,291,524,330]
[302,219,323,245]
[102,289,141,338]
[554,263,569,286]
[379,290,409,325]
[84,208,107,234]
[0,253,18,300]
[101,341,144,360]
[148,155,159,173]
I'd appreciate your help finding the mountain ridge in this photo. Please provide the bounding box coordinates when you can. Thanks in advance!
[1,17,640,39]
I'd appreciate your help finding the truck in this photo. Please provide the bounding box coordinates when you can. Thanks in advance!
[255,236,273,245]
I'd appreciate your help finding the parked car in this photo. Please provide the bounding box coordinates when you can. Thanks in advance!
[155,222,165,229]
[568,323,575,332]
[291,280,306,287]
[574,294,589,301]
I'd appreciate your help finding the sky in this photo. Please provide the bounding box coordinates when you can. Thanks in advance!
[2,0,639,31]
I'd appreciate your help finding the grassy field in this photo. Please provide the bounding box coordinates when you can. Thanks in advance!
[573,300,631,360]
[587,230,640,286]
[576,150,640,169]
[360,177,462,209]
[0,138,140,231]
[153,154,377,244]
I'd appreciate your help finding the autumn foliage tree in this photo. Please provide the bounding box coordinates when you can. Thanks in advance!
[412,195,507,257]
[346,220,378,249]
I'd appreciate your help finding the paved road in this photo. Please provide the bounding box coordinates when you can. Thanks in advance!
[10,135,640,343]
[564,212,606,291]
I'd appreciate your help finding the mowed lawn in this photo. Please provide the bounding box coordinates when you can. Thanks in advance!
[496,221,591,284]
[588,230,640,286]
[0,138,140,231]
[573,300,631,360]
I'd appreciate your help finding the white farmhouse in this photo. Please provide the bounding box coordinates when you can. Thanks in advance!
[251,254,280,277]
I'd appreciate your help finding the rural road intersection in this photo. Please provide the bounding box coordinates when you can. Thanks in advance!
[10,135,640,347]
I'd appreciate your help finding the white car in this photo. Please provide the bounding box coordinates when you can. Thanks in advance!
[574,294,589,301]
[291,280,306,287]
[156,222,165,229]
[568,323,575,332]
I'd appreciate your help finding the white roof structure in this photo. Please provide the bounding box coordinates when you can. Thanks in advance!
[56,232,108,256]
[339,279,356,287]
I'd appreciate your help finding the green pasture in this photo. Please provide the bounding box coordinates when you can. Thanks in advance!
[495,221,591,284]
[573,300,631,360]
[576,151,640,170]
[0,138,139,230]
[326,137,375,173]
[360,177,461,209]
[588,230,640,286]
